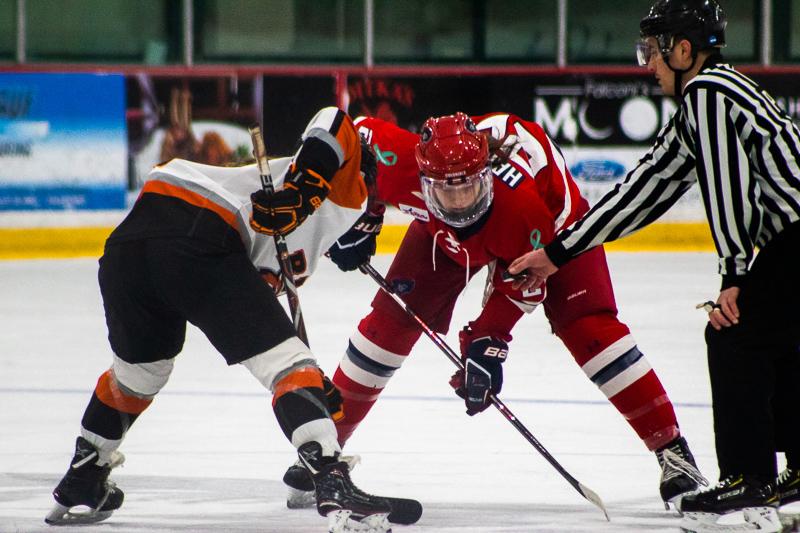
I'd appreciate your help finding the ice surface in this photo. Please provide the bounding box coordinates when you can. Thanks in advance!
[0,252,775,532]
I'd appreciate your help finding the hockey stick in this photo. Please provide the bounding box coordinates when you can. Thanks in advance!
[358,261,610,521]
[249,125,309,345]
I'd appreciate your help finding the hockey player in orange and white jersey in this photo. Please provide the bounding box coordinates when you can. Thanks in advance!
[283,111,708,511]
[45,107,418,532]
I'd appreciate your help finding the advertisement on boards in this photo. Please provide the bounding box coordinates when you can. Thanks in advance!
[126,74,335,187]
[528,75,709,221]
[346,70,800,223]
[0,73,127,210]
[126,74,259,187]
[345,73,693,219]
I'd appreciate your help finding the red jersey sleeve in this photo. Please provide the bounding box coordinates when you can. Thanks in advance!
[474,113,585,232]
[465,113,587,341]
[466,185,553,341]
[353,117,423,210]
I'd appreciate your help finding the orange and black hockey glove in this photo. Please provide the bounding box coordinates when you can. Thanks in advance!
[250,165,331,236]
[450,325,508,416]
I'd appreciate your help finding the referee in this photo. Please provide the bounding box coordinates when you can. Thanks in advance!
[509,0,800,530]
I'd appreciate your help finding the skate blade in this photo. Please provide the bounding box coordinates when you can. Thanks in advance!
[668,492,692,515]
[327,510,391,533]
[44,502,114,526]
[286,487,316,509]
[743,507,783,532]
[779,512,799,532]
[680,507,784,532]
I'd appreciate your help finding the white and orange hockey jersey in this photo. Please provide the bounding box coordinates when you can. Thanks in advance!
[114,107,369,287]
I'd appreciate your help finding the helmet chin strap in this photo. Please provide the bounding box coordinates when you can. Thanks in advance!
[664,50,697,98]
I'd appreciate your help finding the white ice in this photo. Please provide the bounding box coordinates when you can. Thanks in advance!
[0,252,779,532]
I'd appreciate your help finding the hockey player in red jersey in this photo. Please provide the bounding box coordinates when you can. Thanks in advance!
[44,107,417,531]
[285,111,707,510]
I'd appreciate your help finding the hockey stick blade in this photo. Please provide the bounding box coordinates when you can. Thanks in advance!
[358,262,609,522]
[577,482,609,522]
[383,496,422,525]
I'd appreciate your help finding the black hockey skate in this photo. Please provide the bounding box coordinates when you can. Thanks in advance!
[45,436,125,525]
[297,441,422,530]
[778,468,800,506]
[656,436,708,509]
[284,459,321,509]
[679,474,782,533]
[285,452,422,525]
[285,454,364,509]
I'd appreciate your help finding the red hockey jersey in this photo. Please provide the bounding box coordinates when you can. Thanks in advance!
[355,113,588,323]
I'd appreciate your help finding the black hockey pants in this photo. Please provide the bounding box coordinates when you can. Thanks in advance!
[706,220,800,479]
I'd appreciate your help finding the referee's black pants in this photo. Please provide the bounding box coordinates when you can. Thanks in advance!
[706,220,800,480]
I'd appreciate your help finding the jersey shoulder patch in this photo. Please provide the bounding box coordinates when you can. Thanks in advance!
[398,203,430,221]
[494,162,526,189]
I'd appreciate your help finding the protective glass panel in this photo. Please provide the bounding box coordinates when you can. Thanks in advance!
[196,0,364,61]
[567,0,757,64]
[772,0,799,62]
[567,0,643,63]
[719,0,758,61]
[0,0,14,60]
[791,0,800,60]
[26,0,175,63]
[373,0,473,61]
[485,0,557,62]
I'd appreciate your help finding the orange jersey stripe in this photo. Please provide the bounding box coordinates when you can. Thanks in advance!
[95,370,153,415]
[142,180,239,230]
[272,367,324,403]
[326,115,369,210]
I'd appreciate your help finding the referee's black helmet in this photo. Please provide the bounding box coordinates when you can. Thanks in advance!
[640,0,727,57]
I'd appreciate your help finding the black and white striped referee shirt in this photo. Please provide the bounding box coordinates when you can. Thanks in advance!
[545,59,800,288]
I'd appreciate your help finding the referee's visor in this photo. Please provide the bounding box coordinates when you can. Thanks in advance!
[636,37,667,66]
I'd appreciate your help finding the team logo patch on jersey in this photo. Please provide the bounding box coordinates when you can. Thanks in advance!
[398,203,430,222]
[443,231,461,255]
[495,162,525,188]
[390,278,415,295]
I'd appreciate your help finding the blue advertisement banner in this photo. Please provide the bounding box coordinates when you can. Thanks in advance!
[0,73,127,210]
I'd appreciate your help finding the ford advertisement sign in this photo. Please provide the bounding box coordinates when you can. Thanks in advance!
[570,159,627,181]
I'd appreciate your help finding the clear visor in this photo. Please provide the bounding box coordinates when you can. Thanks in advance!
[420,166,493,228]
[635,36,671,66]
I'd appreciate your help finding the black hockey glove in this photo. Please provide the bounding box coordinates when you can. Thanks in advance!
[327,204,385,272]
[450,326,508,416]
[250,165,331,236]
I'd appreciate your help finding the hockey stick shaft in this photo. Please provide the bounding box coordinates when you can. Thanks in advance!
[249,125,308,346]
[358,262,609,521]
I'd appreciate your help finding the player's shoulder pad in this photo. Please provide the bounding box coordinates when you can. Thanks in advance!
[304,107,356,143]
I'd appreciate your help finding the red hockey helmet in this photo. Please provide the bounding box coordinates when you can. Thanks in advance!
[415,113,493,228]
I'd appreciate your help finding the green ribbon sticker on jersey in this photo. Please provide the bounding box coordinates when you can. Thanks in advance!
[529,229,543,250]
[374,144,397,166]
